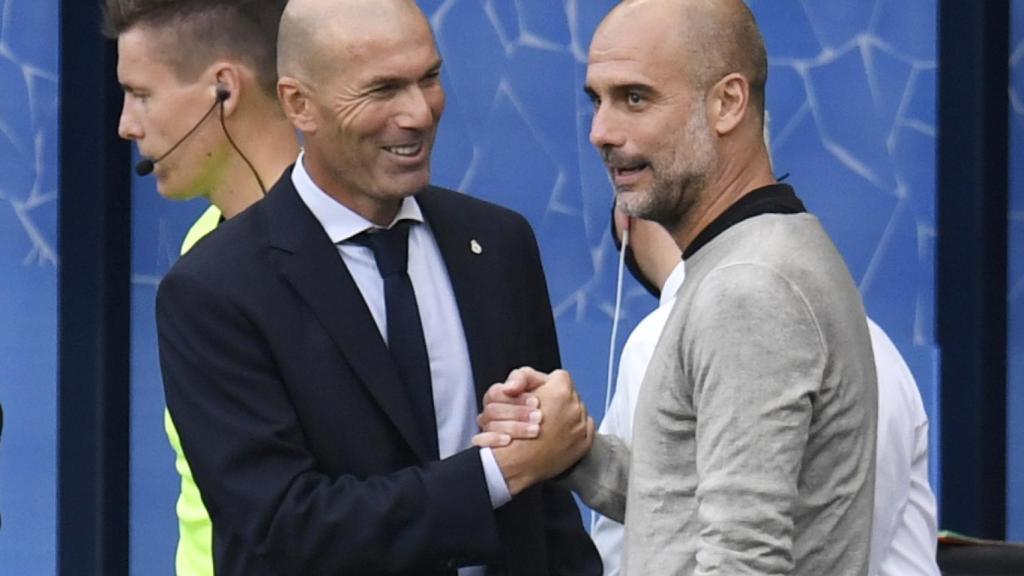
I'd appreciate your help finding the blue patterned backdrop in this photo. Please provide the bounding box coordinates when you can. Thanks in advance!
[4,1,1022,574]
[0,0,58,573]
[1008,0,1024,543]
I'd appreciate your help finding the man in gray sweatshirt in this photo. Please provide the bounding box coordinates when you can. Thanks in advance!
[477,1,877,574]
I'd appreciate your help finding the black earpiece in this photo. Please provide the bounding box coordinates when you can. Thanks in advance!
[135,81,265,195]
[213,83,267,195]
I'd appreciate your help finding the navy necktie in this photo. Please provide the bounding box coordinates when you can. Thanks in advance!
[354,221,439,459]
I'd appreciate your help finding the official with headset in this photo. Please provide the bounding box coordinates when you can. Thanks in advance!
[105,1,299,574]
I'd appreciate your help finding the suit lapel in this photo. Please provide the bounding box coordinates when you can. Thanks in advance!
[261,173,434,461]
[417,188,505,406]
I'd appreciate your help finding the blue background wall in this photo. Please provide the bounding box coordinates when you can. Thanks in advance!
[0,0,59,573]
[1008,0,1024,543]
[1,1,1020,574]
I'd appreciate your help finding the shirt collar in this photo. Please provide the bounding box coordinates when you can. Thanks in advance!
[682,183,805,259]
[660,260,687,306]
[291,150,424,244]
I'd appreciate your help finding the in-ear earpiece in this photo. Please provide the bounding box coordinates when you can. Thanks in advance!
[212,82,267,194]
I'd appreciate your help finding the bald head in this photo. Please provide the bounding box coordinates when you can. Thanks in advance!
[275,0,444,224]
[278,0,431,84]
[586,0,774,238]
[598,0,767,119]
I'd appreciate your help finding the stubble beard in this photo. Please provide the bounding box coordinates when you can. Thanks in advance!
[615,105,717,231]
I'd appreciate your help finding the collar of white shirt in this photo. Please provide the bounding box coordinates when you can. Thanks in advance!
[660,260,687,307]
[290,151,425,243]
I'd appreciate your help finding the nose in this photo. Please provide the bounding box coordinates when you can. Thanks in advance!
[589,104,625,151]
[118,99,142,141]
[395,85,442,130]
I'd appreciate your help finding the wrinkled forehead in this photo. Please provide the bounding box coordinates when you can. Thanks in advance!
[309,19,439,89]
[312,7,437,71]
[342,14,435,60]
[594,0,687,52]
[585,13,688,93]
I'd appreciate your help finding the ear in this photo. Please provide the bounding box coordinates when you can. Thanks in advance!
[208,62,243,117]
[708,72,749,136]
[277,76,318,134]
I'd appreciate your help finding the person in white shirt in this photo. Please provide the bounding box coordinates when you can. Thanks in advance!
[592,208,940,576]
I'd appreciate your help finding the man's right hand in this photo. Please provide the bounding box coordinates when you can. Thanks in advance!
[477,367,594,495]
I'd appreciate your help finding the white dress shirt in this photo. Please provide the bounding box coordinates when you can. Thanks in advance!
[591,260,939,576]
[868,322,940,576]
[292,155,509,575]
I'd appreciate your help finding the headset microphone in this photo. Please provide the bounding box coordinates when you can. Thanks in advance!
[134,86,232,176]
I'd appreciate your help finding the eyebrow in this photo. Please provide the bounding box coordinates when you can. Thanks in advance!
[583,82,655,99]
[364,59,444,88]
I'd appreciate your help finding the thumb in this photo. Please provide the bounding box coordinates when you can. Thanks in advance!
[503,366,550,395]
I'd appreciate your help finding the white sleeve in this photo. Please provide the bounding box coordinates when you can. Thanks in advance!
[867,319,940,576]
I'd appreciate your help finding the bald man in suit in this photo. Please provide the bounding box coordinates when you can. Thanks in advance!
[156,1,599,574]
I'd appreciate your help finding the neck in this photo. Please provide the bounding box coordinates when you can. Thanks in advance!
[647,245,683,292]
[301,153,403,227]
[208,106,299,219]
[670,145,775,254]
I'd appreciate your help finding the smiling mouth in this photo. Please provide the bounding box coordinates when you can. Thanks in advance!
[383,143,424,157]
[612,162,649,179]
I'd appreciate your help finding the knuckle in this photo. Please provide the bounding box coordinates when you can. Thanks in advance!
[552,385,572,402]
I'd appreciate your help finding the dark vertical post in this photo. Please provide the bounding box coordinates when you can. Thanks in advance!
[58,0,132,573]
[937,0,1010,538]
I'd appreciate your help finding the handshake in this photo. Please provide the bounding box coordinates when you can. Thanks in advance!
[473,367,595,495]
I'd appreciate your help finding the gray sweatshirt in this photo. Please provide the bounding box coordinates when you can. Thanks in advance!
[570,213,877,576]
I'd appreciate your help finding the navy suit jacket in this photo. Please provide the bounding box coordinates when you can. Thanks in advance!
[157,170,601,576]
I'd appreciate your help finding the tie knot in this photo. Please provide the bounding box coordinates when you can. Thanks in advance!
[352,220,413,277]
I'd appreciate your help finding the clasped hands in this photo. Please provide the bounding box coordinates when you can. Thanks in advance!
[474,367,594,495]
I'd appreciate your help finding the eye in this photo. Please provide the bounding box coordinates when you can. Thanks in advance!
[122,87,146,102]
[369,84,399,98]
[626,91,643,106]
[127,90,150,105]
[421,69,442,86]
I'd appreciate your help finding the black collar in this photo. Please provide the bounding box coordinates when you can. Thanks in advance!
[682,183,806,259]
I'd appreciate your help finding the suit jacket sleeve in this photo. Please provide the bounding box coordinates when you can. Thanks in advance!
[157,269,504,575]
